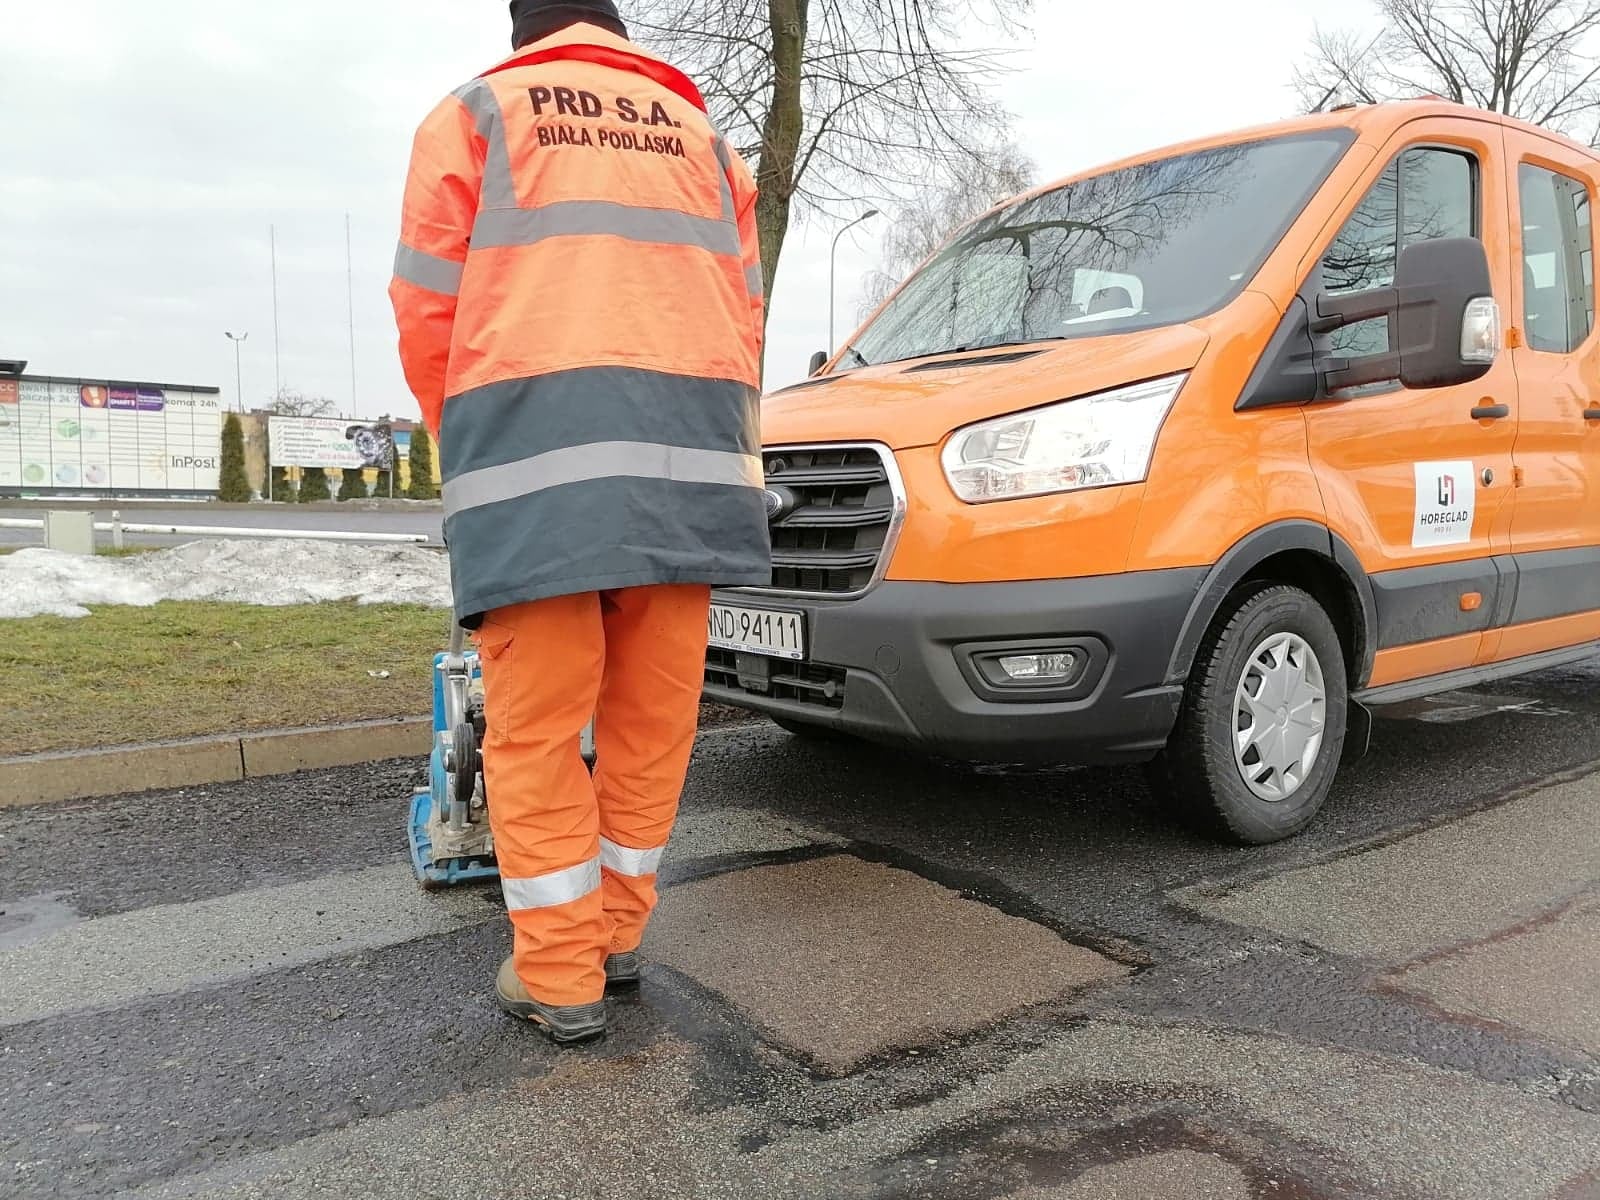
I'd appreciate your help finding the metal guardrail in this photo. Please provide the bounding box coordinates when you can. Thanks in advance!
[0,514,431,546]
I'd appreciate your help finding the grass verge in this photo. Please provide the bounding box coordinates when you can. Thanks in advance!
[1,602,444,756]
[1,601,758,757]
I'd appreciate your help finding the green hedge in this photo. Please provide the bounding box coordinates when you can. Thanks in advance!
[218,414,252,502]
[337,468,368,501]
[406,428,438,500]
[298,467,332,503]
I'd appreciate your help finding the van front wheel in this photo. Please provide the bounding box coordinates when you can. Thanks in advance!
[1148,584,1348,844]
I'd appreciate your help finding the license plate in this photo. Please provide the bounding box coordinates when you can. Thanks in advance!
[708,602,805,660]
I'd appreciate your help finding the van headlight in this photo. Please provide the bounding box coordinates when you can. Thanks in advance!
[940,373,1187,503]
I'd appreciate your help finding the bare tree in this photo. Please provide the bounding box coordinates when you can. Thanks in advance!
[859,139,1036,316]
[1295,0,1600,139]
[631,0,1034,312]
[266,387,334,418]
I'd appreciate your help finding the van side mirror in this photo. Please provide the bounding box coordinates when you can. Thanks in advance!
[808,350,829,376]
[1313,236,1499,392]
[1392,238,1501,388]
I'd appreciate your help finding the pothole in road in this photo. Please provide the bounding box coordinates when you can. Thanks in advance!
[645,853,1129,1075]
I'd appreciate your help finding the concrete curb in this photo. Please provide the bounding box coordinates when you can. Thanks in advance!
[0,717,432,809]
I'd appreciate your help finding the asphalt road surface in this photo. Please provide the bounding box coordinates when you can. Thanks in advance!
[0,502,444,549]
[3,656,1599,1198]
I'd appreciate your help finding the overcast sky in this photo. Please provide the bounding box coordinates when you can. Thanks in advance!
[2,1,1365,417]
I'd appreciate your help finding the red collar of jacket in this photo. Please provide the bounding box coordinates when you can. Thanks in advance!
[482,22,708,114]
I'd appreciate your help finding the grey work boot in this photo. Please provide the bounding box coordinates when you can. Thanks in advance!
[605,950,641,991]
[495,958,607,1044]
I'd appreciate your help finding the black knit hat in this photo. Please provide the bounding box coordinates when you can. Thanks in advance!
[510,0,627,48]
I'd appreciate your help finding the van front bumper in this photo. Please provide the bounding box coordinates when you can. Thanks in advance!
[704,570,1207,764]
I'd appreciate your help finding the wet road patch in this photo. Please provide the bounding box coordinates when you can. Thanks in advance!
[0,862,498,1027]
[998,1158,1248,1200]
[1389,893,1600,1056]
[781,1019,1600,1200]
[0,891,80,950]
[1183,773,1600,961]
[1000,1149,1254,1199]
[1374,690,1573,725]
[646,853,1128,1073]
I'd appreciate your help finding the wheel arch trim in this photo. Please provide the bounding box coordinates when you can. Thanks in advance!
[1164,521,1377,690]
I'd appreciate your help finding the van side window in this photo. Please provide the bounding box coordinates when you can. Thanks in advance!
[1518,163,1595,353]
[1321,148,1477,358]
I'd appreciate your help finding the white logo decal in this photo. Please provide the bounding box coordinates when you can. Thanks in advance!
[1412,461,1476,548]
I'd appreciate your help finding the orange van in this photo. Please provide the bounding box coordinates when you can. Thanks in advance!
[704,101,1600,843]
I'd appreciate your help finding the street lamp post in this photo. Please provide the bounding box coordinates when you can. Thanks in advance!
[830,209,880,354]
[224,331,248,412]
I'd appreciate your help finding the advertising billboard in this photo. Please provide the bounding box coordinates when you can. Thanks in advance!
[0,377,222,495]
[269,417,394,470]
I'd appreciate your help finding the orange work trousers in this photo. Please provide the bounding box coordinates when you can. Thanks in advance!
[473,584,711,1007]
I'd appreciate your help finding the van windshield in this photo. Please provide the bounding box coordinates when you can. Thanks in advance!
[850,131,1354,366]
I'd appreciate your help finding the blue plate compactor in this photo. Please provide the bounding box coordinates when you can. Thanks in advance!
[408,620,593,889]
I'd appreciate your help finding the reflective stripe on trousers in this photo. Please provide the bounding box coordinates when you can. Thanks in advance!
[501,857,602,911]
[600,836,667,877]
[477,586,711,1007]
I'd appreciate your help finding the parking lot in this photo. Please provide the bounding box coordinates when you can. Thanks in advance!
[3,656,1598,1199]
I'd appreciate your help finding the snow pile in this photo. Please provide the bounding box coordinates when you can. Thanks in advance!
[0,550,164,618]
[0,539,452,620]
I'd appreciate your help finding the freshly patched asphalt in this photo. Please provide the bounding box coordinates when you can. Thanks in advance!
[2,658,1598,1198]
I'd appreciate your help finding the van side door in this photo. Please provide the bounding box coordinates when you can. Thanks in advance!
[1303,118,1519,687]
[1491,129,1600,662]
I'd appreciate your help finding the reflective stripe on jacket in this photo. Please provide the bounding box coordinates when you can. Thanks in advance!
[389,23,770,621]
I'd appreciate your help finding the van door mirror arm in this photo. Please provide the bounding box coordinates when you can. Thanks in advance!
[1236,284,1399,411]
[1309,284,1404,393]
[1322,347,1403,391]
[1311,285,1399,333]
[1312,267,1488,392]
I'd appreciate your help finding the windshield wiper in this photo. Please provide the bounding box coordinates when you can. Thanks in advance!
[841,345,870,368]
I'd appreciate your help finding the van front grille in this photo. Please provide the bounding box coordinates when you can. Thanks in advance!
[705,648,847,709]
[759,444,902,597]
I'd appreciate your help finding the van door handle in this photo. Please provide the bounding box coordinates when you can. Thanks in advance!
[1471,403,1511,420]
[1585,408,1600,421]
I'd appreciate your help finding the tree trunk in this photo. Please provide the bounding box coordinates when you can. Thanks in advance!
[755,0,808,332]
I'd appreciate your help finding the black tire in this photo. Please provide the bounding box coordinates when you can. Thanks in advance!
[1147,584,1348,845]
[771,715,850,742]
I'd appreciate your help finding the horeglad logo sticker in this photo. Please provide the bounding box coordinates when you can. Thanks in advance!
[1413,461,1475,548]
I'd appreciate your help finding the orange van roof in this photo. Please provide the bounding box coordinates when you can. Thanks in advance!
[1003,101,1599,215]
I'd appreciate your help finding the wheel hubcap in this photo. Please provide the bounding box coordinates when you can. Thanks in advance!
[1232,632,1327,802]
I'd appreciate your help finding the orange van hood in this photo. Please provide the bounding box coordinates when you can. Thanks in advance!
[761,324,1211,450]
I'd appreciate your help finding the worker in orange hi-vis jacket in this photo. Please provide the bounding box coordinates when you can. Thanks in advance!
[390,0,769,1044]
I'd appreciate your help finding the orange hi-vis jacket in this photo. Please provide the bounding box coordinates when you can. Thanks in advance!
[390,23,771,622]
